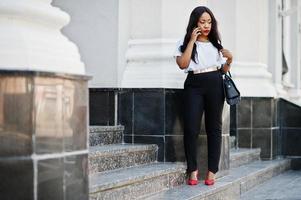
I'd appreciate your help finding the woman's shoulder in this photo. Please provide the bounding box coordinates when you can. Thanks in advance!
[174,37,185,57]
[176,37,184,46]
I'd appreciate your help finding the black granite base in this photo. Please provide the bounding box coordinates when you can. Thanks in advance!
[231,97,301,160]
[0,70,90,200]
[0,159,33,200]
[89,88,301,165]
[89,88,116,125]
[290,158,301,170]
[90,88,230,177]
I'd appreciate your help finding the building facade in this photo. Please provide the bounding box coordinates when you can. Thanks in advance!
[53,0,301,159]
[55,0,301,100]
[1,0,301,199]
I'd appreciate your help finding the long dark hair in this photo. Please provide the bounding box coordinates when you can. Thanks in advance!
[180,6,223,63]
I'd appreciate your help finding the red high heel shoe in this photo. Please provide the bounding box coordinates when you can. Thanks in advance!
[204,171,215,186]
[204,179,215,185]
[187,170,198,185]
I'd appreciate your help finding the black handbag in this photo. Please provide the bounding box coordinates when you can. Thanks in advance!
[222,71,240,105]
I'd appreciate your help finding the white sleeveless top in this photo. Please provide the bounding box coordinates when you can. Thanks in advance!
[174,39,226,73]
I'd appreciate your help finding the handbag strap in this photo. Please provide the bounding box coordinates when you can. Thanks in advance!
[227,71,232,78]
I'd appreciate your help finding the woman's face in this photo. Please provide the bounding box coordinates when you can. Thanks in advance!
[197,12,212,36]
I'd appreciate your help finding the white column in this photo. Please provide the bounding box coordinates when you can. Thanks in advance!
[121,0,207,88]
[211,0,277,97]
[286,0,301,101]
[268,0,293,98]
[230,0,277,97]
[0,0,85,75]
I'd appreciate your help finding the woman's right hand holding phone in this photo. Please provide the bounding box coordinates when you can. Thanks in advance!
[176,27,201,69]
[190,27,201,43]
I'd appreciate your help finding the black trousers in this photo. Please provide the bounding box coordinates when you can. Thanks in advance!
[183,70,224,174]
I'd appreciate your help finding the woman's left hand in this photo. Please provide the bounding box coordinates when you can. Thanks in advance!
[220,49,233,63]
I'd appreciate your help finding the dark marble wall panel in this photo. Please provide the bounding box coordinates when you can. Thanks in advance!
[290,158,301,170]
[237,129,252,148]
[65,154,89,200]
[0,70,90,200]
[37,155,89,200]
[235,98,276,159]
[278,99,301,128]
[0,76,33,157]
[234,97,301,160]
[38,158,64,200]
[34,77,89,154]
[124,134,133,143]
[237,98,252,128]
[165,90,184,135]
[252,98,273,128]
[0,159,33,200]
[278,99,301,157]
[118,89,133,135]
[89,89,115,126]
[230,105,237,137]
[64,80,88,152]
[133,89,165,135]
[272,99,278,127]
[34,77,65,154]
[91,88,230,174]
[3,94,32,131]
[282,129,301,156]
[272,129,282,158]
[165,135,185,162]
[252,129,272,159]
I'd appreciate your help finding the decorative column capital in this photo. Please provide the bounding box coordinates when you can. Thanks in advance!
[0,0,85,75]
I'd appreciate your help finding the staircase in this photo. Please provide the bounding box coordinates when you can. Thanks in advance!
[88,126,291,200]
[88,126,186,200]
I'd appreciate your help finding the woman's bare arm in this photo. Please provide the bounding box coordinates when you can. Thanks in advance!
[176,27,201,69]
[176,40,195,69]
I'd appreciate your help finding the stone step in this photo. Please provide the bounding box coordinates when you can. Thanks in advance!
[89,144,158,174]
[241,170,301,200]
[142,159,291,200]
[230,148,261,169]
[89,125,124,146]
[89,162,186,200]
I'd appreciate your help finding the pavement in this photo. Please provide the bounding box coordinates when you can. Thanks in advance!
[241,170,301,200]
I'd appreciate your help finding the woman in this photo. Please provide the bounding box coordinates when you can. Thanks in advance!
[174,6,233,186]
